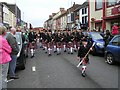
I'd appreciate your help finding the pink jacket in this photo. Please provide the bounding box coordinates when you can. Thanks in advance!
[112,25,119,35]
[0,36,12,64]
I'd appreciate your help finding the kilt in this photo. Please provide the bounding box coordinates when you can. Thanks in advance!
[56,42,62,48]
[47,42,53,48]
[67,42,73,48]
[29,41,35,49]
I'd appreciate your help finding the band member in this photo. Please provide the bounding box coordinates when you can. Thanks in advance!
[42,31,48,53]
[72,27,79,52]
[66,30,74,54]
[28,29,36,58]
[56,32,62,55]
[46,31,53,56]
[52,30,57,53]
[62,30,67,52]
[77,37,92,77]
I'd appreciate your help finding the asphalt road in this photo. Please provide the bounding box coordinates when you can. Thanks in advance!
[8,48,119,88]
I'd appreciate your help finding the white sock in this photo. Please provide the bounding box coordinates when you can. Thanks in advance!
[70,47,73,53]
[54,45,56,51]
[45,47,47,52]
[48,48,51,54]
[63,45,66,51]
[31,49,34,56]
[57,48,59,53]
[74,45,76,50]
[82,66,86,73]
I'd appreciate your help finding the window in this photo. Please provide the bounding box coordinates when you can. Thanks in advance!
[85,8,87,14]
[82,9,84,14]
[112,36,120,46]
[82,17,84,24]
[95,0,102,10]
[107,0,116,6]
[85,16,87,24]
[107,0,120,6]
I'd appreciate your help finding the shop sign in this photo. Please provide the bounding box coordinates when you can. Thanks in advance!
[112,6,120,15]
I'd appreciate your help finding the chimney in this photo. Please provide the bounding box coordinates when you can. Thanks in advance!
[52,13,56,16]
[49,15,52,19]
[60,8,65,12]
[73,2,75,6]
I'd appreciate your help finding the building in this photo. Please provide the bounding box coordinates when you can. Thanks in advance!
[55,9,67,31]
[67,2,80,30]
[6,3,21,26]
[89,0,120,32]
[0,3,2,23]
[2,3,9,28]
[79,1,88,30]
[8,9,16,27]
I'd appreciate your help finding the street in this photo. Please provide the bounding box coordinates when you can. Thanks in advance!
[8,48,118,88]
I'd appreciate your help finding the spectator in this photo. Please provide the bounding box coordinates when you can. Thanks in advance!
[111,23,119,35]
[0,25,12,89]
[6,27,19,79]
[104,30,112,47]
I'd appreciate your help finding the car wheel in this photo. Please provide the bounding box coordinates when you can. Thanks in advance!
[20,55,26,70]
[106,53,114,65]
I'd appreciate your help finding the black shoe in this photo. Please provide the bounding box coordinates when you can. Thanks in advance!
[31,55,34,58]
[45,52,47,53]
[74,50,77,52]
[68,52,70,54]
[81,73,86,77]
[43,48,45,50]
[57,53,59,55]
[48,54,52,56]
[9,76,19,79]
[64,50,66,52]
[54,51,57,53]
[71,53,73,54]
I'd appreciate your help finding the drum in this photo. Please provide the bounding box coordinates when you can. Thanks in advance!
[67,42,73,48]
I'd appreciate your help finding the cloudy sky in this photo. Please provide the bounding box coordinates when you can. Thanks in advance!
[1,0,86,27]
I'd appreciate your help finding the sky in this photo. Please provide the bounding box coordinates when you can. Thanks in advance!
[1,0,86,27]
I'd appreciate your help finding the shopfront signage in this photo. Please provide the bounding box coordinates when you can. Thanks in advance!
[112,6,120,15]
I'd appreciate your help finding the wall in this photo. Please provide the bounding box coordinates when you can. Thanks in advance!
[0,3,2,23]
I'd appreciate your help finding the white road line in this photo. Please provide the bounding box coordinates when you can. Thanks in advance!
[7,79,14,83]
[32,66,36,71]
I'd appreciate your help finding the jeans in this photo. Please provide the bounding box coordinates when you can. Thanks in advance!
[0,63,9,90]
[9,55,17,77]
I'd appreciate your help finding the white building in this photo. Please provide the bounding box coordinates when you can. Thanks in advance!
[3,3,9,27]
[79,2,88,30]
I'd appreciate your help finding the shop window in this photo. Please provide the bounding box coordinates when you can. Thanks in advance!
[95,0,102,10]
[107,0,116,6]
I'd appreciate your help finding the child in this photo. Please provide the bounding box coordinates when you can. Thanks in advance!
[77,37,93,77]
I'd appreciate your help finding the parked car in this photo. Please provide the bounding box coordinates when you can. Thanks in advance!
[83,32,105,55]
[6,32,28,70]
[105,35,120,65]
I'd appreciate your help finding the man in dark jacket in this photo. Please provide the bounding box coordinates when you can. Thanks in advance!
[6,27,19,79]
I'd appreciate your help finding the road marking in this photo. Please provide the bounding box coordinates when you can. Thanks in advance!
[7,79,14,83]
[32,66,36,71]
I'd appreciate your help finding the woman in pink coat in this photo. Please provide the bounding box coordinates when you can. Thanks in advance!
[111,23,119,35]
[0,25,12,89]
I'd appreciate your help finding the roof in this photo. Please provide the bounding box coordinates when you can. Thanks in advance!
[74,1,88,12]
